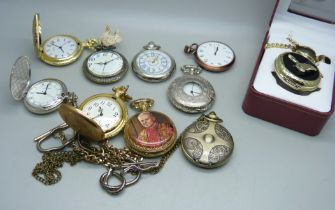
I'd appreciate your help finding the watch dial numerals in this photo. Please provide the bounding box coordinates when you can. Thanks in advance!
[136,50,172,75]
[183,82,203,97]
[86,51,124,76]
[26,80,65,109]
[43,36,78,59]
[197,41,234,67]
[81,97,122,132]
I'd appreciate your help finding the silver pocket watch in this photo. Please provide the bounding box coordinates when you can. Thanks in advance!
[10,56,76,114]
[167,65,215,113]
[83,50,128,84]
[132,41,176,82]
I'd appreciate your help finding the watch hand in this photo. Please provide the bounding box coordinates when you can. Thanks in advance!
[214,46,219,56]
[51,43,61,48]
[44,83,50,94]
[192,91,201,95]
[190,90,195,96]
[105,57,118,64]
[36,91,46,95]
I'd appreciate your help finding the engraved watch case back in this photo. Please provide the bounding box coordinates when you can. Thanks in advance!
[181,112,234,168]
[10,56,31,101]
[124,98,177,157]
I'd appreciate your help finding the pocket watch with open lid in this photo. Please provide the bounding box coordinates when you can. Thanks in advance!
[9,56,76,114]
[123,98,177,157]
[33,13,129,82]
[181,111,234,168]
[168,65,216,113]
[265,36,331,95]
[33,13,84,66]
[58,86,132,141]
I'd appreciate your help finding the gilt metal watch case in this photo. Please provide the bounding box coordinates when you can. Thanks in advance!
[168,65,215,113]
[124,98,177,157]
[33,13,83,66]
[181,112,234,168]
[266,36,331,95]
[58,86,132,141]
[132,41,176,82]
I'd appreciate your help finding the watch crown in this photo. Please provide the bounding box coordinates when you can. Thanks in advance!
[144,41,160,50]
[181,65,202,75]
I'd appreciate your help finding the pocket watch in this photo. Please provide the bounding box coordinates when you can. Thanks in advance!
[33,13,126,71]
[184,41,235,72]
[10,56,76,114]
[124,98,177,157]
[58,86,132,141]
[181,112,234,168]
[132,41,176,82]
[168,65,216,113]
[265,36,331,95]
[33,13,84,66]
[83,50,128,84]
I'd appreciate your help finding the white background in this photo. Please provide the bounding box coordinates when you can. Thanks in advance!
[0,0,334,210]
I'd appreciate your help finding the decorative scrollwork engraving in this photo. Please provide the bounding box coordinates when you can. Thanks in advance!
[208,145,229,164]
[184,137,203,160]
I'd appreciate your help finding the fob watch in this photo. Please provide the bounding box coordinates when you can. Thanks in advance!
[33,13,84,66]
[132,41,176,82]
[124,98,177,157]
[265,36,331,95]
[58,86,132,141]
[10,56,76,114]
[168,65,216,113]
[184,41,235,72]
[83,50,128,84]
[181,112,234,168]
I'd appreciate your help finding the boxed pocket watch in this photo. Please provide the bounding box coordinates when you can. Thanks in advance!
[242,0,335,136]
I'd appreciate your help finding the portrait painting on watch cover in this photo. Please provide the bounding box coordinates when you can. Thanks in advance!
[127,111,174,148]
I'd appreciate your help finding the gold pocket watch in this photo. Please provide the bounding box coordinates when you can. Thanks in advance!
[10,56,76,114]
[184,41,235,72]
[33,13,84,66]
[124,98,177,157]
[181,112,234,168]
[33,13,129,82]
[58,86,132,141]
[265,36,331,95]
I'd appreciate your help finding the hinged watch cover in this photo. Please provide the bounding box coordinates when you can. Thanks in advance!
[10,56,31,101]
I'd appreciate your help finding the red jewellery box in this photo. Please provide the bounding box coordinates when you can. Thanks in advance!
[242,0,335,136]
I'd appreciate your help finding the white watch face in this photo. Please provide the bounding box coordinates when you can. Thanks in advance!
[86,51,124,76]
[81,97,122,132]
[43,35,78,59]
[136,50,172,75]
[183,82,203,96]
[26,79,65,109]
[197,41,234,67]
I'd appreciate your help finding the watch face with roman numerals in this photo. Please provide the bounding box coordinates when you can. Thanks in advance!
[81,96,122,132]
[196,41,235,72]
